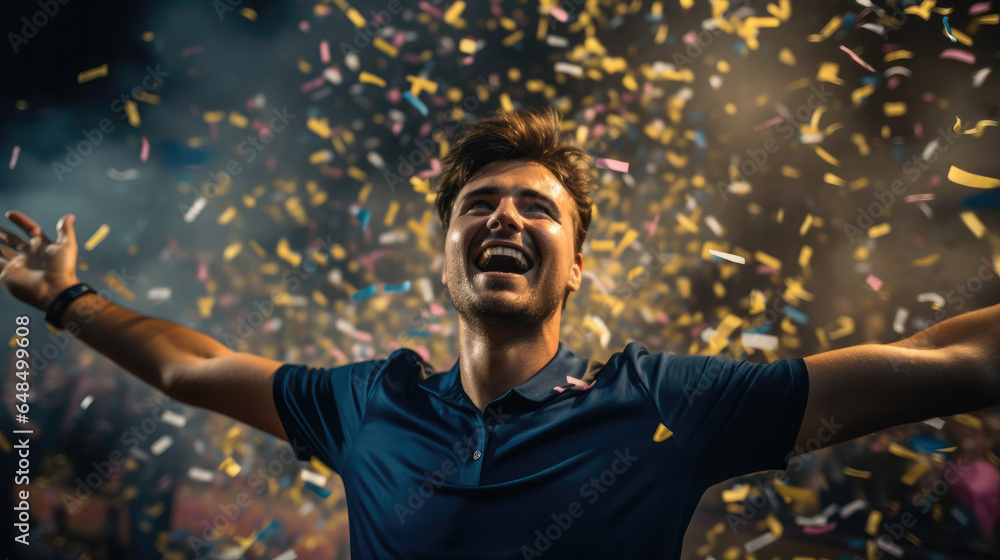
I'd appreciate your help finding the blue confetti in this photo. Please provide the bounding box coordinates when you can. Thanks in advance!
[352,284,377,301]
[357,208,371,230]
[305,481,331,498]
[403,91,429,116]
[962,188,1000,209]
[943,16,957,42]
[407,328,430,338]
[782,305,809,325]
[384,280,411,293]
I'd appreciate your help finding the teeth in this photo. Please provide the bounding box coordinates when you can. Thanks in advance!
[477,246,528,271]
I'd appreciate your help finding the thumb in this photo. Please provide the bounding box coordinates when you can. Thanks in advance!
[56,214,75,243]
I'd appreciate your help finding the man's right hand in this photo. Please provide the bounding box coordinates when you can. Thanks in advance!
[0,210,82,311]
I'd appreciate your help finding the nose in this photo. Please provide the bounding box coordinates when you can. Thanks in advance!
[486,198,523,233]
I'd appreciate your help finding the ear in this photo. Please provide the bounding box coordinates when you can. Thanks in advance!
[567,252,583,292]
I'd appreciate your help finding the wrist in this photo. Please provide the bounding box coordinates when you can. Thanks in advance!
[43,278,83,310]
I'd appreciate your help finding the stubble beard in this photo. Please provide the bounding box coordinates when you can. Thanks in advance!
[448,276,563,334]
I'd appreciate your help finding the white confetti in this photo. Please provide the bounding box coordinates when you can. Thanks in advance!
[150,435,173,456]
[708,249,746,264]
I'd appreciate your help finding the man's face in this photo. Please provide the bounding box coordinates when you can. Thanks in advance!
[442,159,583,326]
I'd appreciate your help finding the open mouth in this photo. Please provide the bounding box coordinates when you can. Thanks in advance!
[473,246,535,275]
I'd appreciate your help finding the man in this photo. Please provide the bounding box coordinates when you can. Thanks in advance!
[1,107,998,559]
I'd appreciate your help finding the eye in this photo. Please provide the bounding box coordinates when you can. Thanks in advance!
[527,202,550,215]
[469,200,492,210]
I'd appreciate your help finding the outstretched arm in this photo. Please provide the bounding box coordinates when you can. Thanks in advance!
[0,210,288,441]
[795,302,1000,454]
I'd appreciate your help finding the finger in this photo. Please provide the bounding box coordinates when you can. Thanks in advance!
[56,214,76,245]
[0,226,29,252]
[5,210,51,245]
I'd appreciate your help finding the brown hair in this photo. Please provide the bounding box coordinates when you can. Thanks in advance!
[434,107,594,254]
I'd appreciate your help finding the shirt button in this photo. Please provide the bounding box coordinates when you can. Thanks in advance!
[472,450,482,460]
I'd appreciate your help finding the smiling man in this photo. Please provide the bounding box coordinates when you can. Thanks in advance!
[2,108,998,559]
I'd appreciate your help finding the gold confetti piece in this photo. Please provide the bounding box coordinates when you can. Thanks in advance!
[202,111,225,123]
[851,84,876,108]
[124,100,140,127]
[196,295,214,318]
[773,480,814,502]
[218,206,237,226]
[814,146,841,166]
[443,0,466,24]
[900,461,930,485]
[502,30,524,47]
[223,242,243,262]
[948,165,1000,188]
[954,414,983,429]
[815,62,843,85]
[766,0,791,21]
[373,37,398,57]
[384,201,399,227]
[345,7,366,27]
[807,15,842,42]
[798,245,813,268]
[843,466,872,479]
[105,271,135,301]
[781,165,801,178]
[653,423,673,442]
[883,102,907,117]
[590,239,615,252]
[765,513,783,539]
[849,177,869,191]
[778,47,796,66]
[239,7,257,20]
[754,250,782,270]
[960,212,987,239]
[679,0,693,9]
[904,0,934,20]
[359,72,386,87]
[865,510,882,535]
[77,64,109,83]
[884,50,914,62]
[228,112,248,128]
[823,173,846,187]
[307,117,333,138]
[722,483,751,502]
[937,446,957,453]
[868,223,891,238]
[954,116,999,136]
[219,456,242,477]
[912,253,940,267]
[459,37,477,54]
[132,90,160,104]
[83,224,110,251]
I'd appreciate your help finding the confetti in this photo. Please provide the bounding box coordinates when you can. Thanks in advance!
[940,48,976,64]
[77,64,109,83]
[9,145,20,170]
[948,165,1000,188]
[708,249,746,264]
[839,45,876,72]
[943,16,958,42]
[139,136,149,162]
[594,157,629,173]
[865,274,883,291]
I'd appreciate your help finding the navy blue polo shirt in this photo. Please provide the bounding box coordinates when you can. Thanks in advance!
[272,341,810,559]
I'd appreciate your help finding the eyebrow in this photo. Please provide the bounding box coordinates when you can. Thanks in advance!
[458,185,562,219]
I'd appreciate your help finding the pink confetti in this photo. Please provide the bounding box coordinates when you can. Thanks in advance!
[180,45,203,57]
[140,136,149,162]
[490,4,504,18]
[300,76,325,93]
[416,347,431,362]
[657,311,670,325]
[320,40,330,63]
[354,330,373,343]
[643,212,660,238]
[298,20,310,32]
[922,92,936,102]
[330,347,347,361]
[865,274,883,292]
[753,115,784,133]
[940,49,976,64]
[9,145,20,170]
[803,522,838,535]
[905,194,935,202]
[418,1,443,18]
[839,45,876,72]
[430,302,446,316]
[756,265,781,275]
[595,157,629,173]
[969,2,993,15]
[197,260,209,282]
[683,30,697,43]
[914,122,923,138]
[549,6,568,21]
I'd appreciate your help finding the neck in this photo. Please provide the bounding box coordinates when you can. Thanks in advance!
[457,312,562,412]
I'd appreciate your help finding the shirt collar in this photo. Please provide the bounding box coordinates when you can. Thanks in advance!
[418,342,591,406]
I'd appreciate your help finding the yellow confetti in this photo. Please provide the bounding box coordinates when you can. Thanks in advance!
[228,112,248,128]
[778,47,796,66]
[960,212,987,239]
[865,510,882,535]
[83,224,110,251]
[653,423,673,442]
[844,466,872,479]
[954,116,999,137]
[823,172,846,187]
[384,201,399,227]
[807,15,843,42]
[722,483,751,502]
[754,250,782,270]
[912,253,940,267]
[816,62,843,85]
[948,165,1000,189]
[359,72,386,87]
[223,242,243,262]
[883,102,907,117]
[77,64,109,83]
[814,146,841,166]
[124,100,140,127]
[240,7,257,20]
[219,456,242,477]
[502,30,524,47]
[443,1,466,25]
[868,223,891,238]
[373,37,398,57]
[766,0,791,21]
[781,165,801,178]
[884,50,914,62]
[900,461,929,485]
[798,245,813,268]
[851,84,876,107]
[345,7,366,28]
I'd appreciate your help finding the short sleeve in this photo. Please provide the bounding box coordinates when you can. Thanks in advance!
[626,343,810,486]
[271,359,385,473]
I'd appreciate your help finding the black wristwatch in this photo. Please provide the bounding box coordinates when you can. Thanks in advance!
[45,283,96,330]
